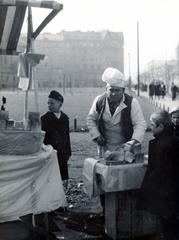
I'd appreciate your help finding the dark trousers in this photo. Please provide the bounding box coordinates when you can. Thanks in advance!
[57,152,69,181]
[100,194,105,214]
[158,216,178,240]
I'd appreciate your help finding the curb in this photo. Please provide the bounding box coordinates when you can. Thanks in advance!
[149,98,170,112]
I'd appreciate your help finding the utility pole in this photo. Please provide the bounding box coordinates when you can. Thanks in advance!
[63,73,66,95]
[128,52,132,91]
[137,21,140,96]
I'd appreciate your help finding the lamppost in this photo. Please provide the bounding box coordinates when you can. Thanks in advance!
[137,21,140,96]
[128,52,132,91]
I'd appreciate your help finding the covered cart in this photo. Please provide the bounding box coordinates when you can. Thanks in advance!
[83,151,157,240]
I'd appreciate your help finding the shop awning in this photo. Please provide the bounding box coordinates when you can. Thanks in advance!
[0,0,63,10]
[0,0,63,54]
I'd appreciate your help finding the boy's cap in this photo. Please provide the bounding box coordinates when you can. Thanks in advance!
[48,90,64,103]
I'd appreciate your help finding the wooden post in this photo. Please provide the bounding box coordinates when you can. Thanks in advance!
[74,117,77,131]
[23,6,32,129]
[31,39,40,113]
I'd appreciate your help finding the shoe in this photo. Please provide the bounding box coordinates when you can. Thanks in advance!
[48,222,62,233]
[55,207,68,213]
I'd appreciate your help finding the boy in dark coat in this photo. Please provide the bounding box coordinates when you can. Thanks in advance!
[137,110,179,240]
[41,90,71,182]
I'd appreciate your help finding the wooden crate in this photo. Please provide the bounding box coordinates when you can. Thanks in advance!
[105,190,157,239]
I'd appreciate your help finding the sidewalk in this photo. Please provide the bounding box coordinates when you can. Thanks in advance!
[138,90,179,113]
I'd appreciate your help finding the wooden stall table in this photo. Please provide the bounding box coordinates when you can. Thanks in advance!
[83,158,157,240]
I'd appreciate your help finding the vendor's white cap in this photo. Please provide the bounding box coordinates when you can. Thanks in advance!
[102,67,126,88]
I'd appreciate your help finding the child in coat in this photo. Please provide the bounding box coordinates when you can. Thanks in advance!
[137,110,179,240]
[170,106,179,137]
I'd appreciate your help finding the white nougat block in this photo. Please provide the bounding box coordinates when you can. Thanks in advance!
[124,151,135,163]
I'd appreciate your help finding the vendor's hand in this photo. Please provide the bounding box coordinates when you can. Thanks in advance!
[104,150,124,162]
[123,140,139,152]
[94,135,106,146]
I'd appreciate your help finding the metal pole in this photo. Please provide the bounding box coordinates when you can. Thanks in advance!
[128,52,132,91]
[63,73,66,95]
[137,21,140,96]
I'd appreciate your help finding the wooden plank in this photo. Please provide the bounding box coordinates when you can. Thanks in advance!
[33,9,61,39]
[0,6,16,50]
[117,191,132,239]
[105,192,117,240]
[0,0,63,11]
[115,191,157,239]
[0,6,8,44]
[7,5,26,51]
[0,49,20,55]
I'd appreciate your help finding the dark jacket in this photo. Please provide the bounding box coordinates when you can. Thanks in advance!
[137,133,179,218]
[41,111,71,180]
[96,93,133,141]
[149,83,155,97]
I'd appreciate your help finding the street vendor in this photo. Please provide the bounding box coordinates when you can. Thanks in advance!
[87,67,146,157]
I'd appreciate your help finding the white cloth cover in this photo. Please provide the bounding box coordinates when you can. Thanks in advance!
[18,77,29,91]
[82,158,100,198]
[95,161,147,193]
[0,145,67,223]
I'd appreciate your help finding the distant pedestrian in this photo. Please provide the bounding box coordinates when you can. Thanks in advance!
[148,80,155,100]
[41,90,71,184]
[154,80,161,99]
[171,82,178,101]
[137,110,179,240]
[160,82,166,99]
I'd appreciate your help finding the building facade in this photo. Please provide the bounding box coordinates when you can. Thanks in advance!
[0,55,18,89]
[0,30,124,89]
[34,30,124,88]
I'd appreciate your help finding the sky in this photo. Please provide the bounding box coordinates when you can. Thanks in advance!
[22,0,179,80]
